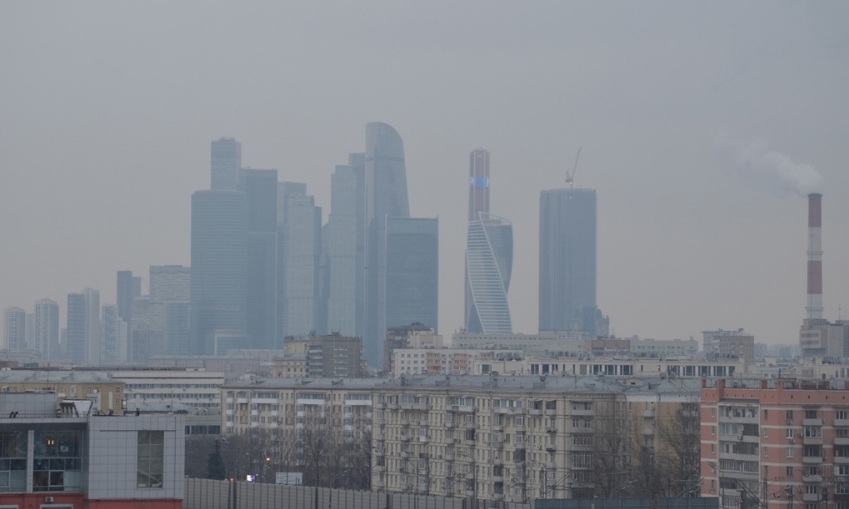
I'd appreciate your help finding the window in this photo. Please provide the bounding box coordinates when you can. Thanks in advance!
[32,430,82,492]
[787,466,794,477]
[787,428,795,439]
[805,410,818,419]
[711,426,716,436]
[838,410,848,420]
[711,408,715,417]
[137,431,164,488]
[786,410,794,420]
[0,431,27,493]
[787,447,794,458]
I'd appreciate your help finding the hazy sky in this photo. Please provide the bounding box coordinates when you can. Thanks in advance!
[2,1,848,347]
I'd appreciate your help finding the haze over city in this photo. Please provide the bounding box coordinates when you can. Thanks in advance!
[2,1,849,346]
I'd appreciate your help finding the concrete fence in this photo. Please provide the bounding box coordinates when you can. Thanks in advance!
[184,478,531,509]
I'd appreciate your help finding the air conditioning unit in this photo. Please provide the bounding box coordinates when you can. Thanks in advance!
[45,497,54,503]
[798,432,804,437]
[786,419,793,425]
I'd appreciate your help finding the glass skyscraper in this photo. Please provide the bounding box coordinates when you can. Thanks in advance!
[364,122,411,367]
[385,217,438,336]
[326,155,366,337]
[33,298,59,361]
[211,137,242,191]
[190,190,248,355]
[466,213,513,333]
[277,182,321,339]
[539,188,598,334]
[242,169,278,349]
[464,148,513,333]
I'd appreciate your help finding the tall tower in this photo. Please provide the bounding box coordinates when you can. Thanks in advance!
[364,122,410,367]
[150,265,191,356]
[326,155,366,337]
[3,307,27,352]
[277,182,322,339]
[464,149,513,333]
[66,293,86,364]
[211,137,242,191]
[190,190,248,355]
[806,193,823,320]
[385,218,439,335]
[242,168,279,349]
[34,298,59,360]
[539,188,598,335]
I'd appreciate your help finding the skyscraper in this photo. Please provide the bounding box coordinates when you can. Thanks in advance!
[465,213,513,333]
[277,182,321,338]
[3,307,27,352]
[101,304,128,364]
[34,298,59,360]
[211,137,242,191]
[326,155,366,337]
[242,169,279,349]
[66,293,86,363]
[190,190,248,355]
[65,289,99,364]
[539,188,598,335]
[464,148,513,333]
[150,265,191,355]
[117,270,135,351]
[385,217,439,337]
[364,122,410,367]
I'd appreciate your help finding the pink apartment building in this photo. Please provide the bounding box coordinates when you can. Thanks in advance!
[702,378,849,509]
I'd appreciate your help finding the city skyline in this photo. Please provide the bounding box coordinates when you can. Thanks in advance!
[3,3,849,347]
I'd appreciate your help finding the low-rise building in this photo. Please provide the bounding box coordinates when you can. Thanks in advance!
[0,370,124,415]
[0,392,184,508]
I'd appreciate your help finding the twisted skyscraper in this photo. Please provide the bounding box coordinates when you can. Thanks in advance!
[464,149,513,333]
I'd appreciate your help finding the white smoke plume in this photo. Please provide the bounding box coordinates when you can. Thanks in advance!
[714,132,824,197]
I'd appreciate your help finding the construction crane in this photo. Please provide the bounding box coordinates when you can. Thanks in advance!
[565,146,581,187]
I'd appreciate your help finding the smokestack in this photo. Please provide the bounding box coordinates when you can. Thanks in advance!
[806,193,823,319]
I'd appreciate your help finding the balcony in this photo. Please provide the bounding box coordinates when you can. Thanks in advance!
[835,456,849,464]
[387,403,399,410]
[493,458,503,466]
[641,427,655,436]
[803,418,823,426]
[545,408,557,416]
[444,454,454,462]
[465,490,475,497]
[492,475,504,482]
[514,425,526,433]
[420,436,429,444]
[546,462,556,470]
[450,405,474,414]
[400,434,410,442]
[529,409,543,416]
[836,419,849,427]
[493,425,503,432]
[413,403,430,411]
[514,442,527,450]
[445,422,454,429]
[836,437,849,446]
[400,451,409,459]
[546,427,557,434]
[373,465,385,473]
[494,407,515,415]
[572,409,594,416]
[464,439,475,446]
[545,445,556,452]
[465,472,475,480]
[802,456,824,464]
[803,436,823,445]
[641,410,655,418]
[803,494,821,503]
[373,479,385,488]
[803,475,823,484]
[375,449,385,457]
[400,418,410,426]
[375,433,385,441]
[419,419,428,426]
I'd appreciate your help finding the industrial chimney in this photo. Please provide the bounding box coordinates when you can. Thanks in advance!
[806,193,823,319]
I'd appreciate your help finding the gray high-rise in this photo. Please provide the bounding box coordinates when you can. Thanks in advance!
[211,137,242,191]
[242,169,279,349]
[190,190,248,355]
[364,123,410,367]
[277,182,321,339]
[385,217,439,336]
[539,188,598,335]
[34,298,59,360]
[3,307,27,352]
[326,155,366,337]
[65,288,99,364]
[150,265,191,356]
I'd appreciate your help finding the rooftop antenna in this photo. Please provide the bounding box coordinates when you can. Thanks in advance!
[565,146,582,187]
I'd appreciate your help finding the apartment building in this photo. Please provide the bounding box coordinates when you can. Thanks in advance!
[701,378,849,509]
[371,375,699,504]
[391,349,522,378]
[474,355,749,378]
[0,370,124,415]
